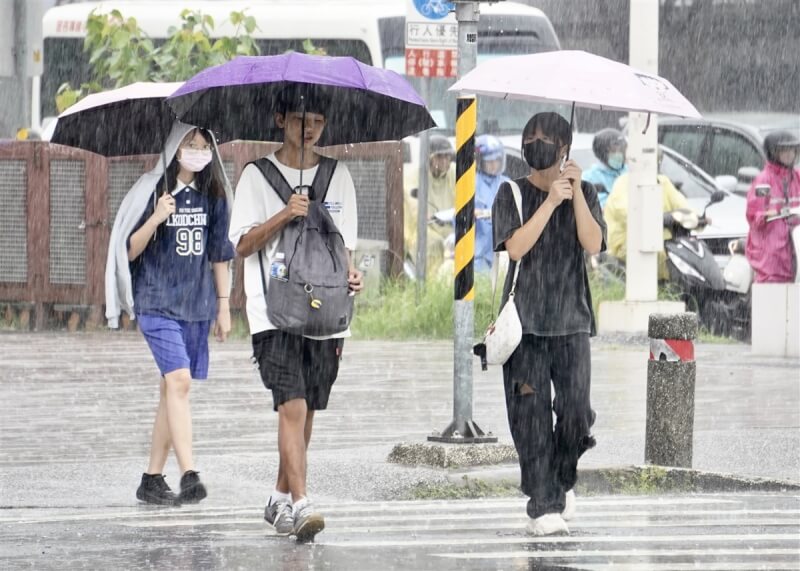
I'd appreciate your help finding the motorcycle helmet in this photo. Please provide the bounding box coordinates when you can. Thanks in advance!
[429,135,455,159]
[475,134,506,174]
[592,128,627,163]
[763,130,800,165]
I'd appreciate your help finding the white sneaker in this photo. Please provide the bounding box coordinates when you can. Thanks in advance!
[292,498,325,543]
[526,513,569,536]
[562,489,576,521]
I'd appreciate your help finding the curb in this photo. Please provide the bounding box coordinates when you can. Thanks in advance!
[440,464,800,495]
[388,442,517,469]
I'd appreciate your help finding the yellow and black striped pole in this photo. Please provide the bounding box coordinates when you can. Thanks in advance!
[428,2,495,445]
[429,94,494,444]
[454,95,477,303]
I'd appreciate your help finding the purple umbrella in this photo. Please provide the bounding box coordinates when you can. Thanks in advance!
[166,52,436,146]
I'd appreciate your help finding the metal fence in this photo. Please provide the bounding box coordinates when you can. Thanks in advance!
[0,140,403,329]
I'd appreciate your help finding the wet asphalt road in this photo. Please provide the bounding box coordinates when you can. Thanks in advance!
[1,331,798,569]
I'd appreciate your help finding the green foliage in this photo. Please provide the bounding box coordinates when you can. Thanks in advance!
[228,269,738,343]
[350,275,498,340]
[406,476,522,500]
[57,8,260,108]
[301,39,327,56]
[55,81,102,113]
[595,466,676,495]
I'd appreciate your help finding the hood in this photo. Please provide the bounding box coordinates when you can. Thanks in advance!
[153,120,233,210]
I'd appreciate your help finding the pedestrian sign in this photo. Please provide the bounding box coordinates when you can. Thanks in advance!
[411,0,455,20]
[405,47,458,78]
[405,0,457,78]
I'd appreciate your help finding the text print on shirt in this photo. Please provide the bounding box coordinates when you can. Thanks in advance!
[167,206,208,257]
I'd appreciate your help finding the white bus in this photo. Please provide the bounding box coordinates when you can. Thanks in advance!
[40,0,561,135]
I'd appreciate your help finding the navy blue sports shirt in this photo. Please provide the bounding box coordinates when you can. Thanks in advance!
[129,184,235,322]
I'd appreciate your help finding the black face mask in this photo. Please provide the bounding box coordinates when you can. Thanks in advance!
[523,139,559,170]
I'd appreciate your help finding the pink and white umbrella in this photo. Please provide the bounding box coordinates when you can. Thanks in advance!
[50,82,185,156]
[450,50,701,122]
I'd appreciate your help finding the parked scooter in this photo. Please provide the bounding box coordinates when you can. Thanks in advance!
[664,191,751,340]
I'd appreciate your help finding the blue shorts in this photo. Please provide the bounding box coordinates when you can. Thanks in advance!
[137,314,211,380]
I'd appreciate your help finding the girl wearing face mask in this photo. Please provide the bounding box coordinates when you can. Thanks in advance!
[491,112,606,537]
[119,125,235,506]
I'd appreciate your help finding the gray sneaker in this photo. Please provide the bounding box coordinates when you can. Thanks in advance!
[292,499,325,543]
[264,500,294,536]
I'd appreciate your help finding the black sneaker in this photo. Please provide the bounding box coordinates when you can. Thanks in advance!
[136,473,179,506]
[178,470,207,504]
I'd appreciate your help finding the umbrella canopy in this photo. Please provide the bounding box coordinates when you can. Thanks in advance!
[50,82,184,157]
[449,50,701,119]
[166,52,436,146]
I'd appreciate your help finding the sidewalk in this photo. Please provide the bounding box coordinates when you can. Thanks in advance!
[1,331,797,509]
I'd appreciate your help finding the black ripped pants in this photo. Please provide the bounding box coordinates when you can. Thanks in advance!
[502,333,596,519]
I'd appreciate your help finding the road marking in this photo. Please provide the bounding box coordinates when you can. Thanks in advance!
[556,564,800,571]
[434,548,800,560]
[4,504,798,525]
[115,517,800,531]
[319,533,800,548]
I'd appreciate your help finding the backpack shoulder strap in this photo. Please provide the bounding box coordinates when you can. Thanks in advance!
[248,158,294,204]
[310,156,338,202]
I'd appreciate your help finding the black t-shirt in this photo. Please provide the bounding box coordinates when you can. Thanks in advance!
[492,178,607,336]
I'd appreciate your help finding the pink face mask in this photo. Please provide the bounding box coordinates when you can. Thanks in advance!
[178,149,213,172]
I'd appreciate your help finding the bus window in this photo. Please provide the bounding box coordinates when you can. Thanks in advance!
[41,36,372,119]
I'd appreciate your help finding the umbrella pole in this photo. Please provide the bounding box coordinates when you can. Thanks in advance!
[160,148,169,197]
[567,101,576,160]
[298,96,305,191]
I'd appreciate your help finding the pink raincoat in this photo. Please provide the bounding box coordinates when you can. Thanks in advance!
[746,161,800,283]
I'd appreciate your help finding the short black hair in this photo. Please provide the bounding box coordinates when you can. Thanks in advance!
[522,112,572,148]
[276,84,331,117]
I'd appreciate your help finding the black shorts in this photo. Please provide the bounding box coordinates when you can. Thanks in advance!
[252,330,344,412]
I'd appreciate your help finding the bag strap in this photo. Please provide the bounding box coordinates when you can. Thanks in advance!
[248,156,338,203]
[251,156,339,298]
[490,180,524,314]
[313,156,337,202]
[250,158,293,204]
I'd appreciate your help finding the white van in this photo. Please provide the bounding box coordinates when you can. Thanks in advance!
[40,0,560,134]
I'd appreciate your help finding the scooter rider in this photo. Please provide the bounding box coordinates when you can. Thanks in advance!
[582,129,628,208]
[603,148,703,280]
[745,130,800,284]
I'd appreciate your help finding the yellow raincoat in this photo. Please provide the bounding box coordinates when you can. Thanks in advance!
[403,163,457,275]
[603,173,690,280]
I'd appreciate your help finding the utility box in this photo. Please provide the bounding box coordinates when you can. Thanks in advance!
[354,238,389,300]
[751,283,800,358]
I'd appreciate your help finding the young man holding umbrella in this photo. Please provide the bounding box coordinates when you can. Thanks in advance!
[228,87,363,543]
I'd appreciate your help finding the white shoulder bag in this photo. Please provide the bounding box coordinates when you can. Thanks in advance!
[475,180,524,369]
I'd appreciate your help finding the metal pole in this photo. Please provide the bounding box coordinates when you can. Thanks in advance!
[13,0,31,132]
[416,77,430,285]
[625,0,660,302]
[429,1,495,444]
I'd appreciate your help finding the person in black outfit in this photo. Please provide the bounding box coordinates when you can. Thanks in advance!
[492,112,606,536]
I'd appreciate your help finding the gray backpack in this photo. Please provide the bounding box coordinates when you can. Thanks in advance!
[252,157,353,337]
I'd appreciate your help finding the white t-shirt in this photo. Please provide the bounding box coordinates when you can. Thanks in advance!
[228,153,358,338]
